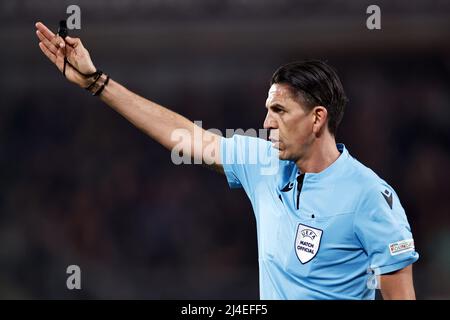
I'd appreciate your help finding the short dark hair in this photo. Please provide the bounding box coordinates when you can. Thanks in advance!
[270,60,348,135]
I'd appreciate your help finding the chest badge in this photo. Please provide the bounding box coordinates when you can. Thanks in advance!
[295,223,323,264]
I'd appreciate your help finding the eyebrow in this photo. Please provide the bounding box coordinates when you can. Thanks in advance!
[266,103,286,110]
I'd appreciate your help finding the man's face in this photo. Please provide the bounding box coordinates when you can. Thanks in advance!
[264,83,315,161]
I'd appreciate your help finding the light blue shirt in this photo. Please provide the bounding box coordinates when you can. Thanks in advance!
[221,135,419,300]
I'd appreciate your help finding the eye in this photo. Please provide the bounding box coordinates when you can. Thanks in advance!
[272,106,285,114]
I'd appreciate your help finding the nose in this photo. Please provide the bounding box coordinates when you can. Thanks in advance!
[263,111,277,130]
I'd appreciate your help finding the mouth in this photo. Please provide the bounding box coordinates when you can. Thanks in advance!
[269,137,279,143]
[269,138,281,149]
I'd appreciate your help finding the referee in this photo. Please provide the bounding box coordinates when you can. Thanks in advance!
[35,21,419,300]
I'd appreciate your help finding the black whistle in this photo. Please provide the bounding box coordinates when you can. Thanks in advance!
[58,20,68,39]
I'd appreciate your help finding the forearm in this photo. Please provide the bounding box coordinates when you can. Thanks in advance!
[99,79,192,150]
[98,79,221,167]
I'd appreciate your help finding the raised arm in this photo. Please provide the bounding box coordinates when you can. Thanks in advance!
[35,22,223,172]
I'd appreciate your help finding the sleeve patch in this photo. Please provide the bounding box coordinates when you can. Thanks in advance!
[389,239,415,256]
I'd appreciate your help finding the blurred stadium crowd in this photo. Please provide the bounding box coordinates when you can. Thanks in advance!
[0,0,449,299]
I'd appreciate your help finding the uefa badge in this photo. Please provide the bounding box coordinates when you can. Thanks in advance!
[295,223,323,264]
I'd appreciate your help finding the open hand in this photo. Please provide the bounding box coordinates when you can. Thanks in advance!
[35,21,97,88]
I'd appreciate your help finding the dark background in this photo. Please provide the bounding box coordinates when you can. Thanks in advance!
[1,0,449,299]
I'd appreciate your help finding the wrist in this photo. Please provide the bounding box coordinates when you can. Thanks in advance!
[76,73,94,88]
[75,65,98,88]
[85,71,110,96]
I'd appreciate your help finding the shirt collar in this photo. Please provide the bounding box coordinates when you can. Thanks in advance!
[303,143,348,182]
[277,143,349,189]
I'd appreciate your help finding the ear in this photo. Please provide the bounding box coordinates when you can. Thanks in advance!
[312,106,328,135]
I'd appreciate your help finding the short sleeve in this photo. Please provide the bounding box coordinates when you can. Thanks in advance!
[220,135,279,194]
[353,184,419,275]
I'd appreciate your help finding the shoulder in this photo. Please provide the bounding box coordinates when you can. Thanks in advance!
[348,155,390,190]
[346,155,403,216]
[221,134,283,187]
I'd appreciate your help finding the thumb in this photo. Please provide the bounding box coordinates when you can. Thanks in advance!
[65,36,81,47]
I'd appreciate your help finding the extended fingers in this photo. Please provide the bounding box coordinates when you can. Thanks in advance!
[35,22,55,41]
[52,35,66,49]
[35,21,66,49]
[38,41,56,64]
[55,48,66,72]
[36,30,59,54]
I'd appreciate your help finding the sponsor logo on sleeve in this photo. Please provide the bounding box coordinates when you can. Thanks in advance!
[389,239,415,256]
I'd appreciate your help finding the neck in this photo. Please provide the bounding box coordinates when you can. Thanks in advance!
[295,135,340,174]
